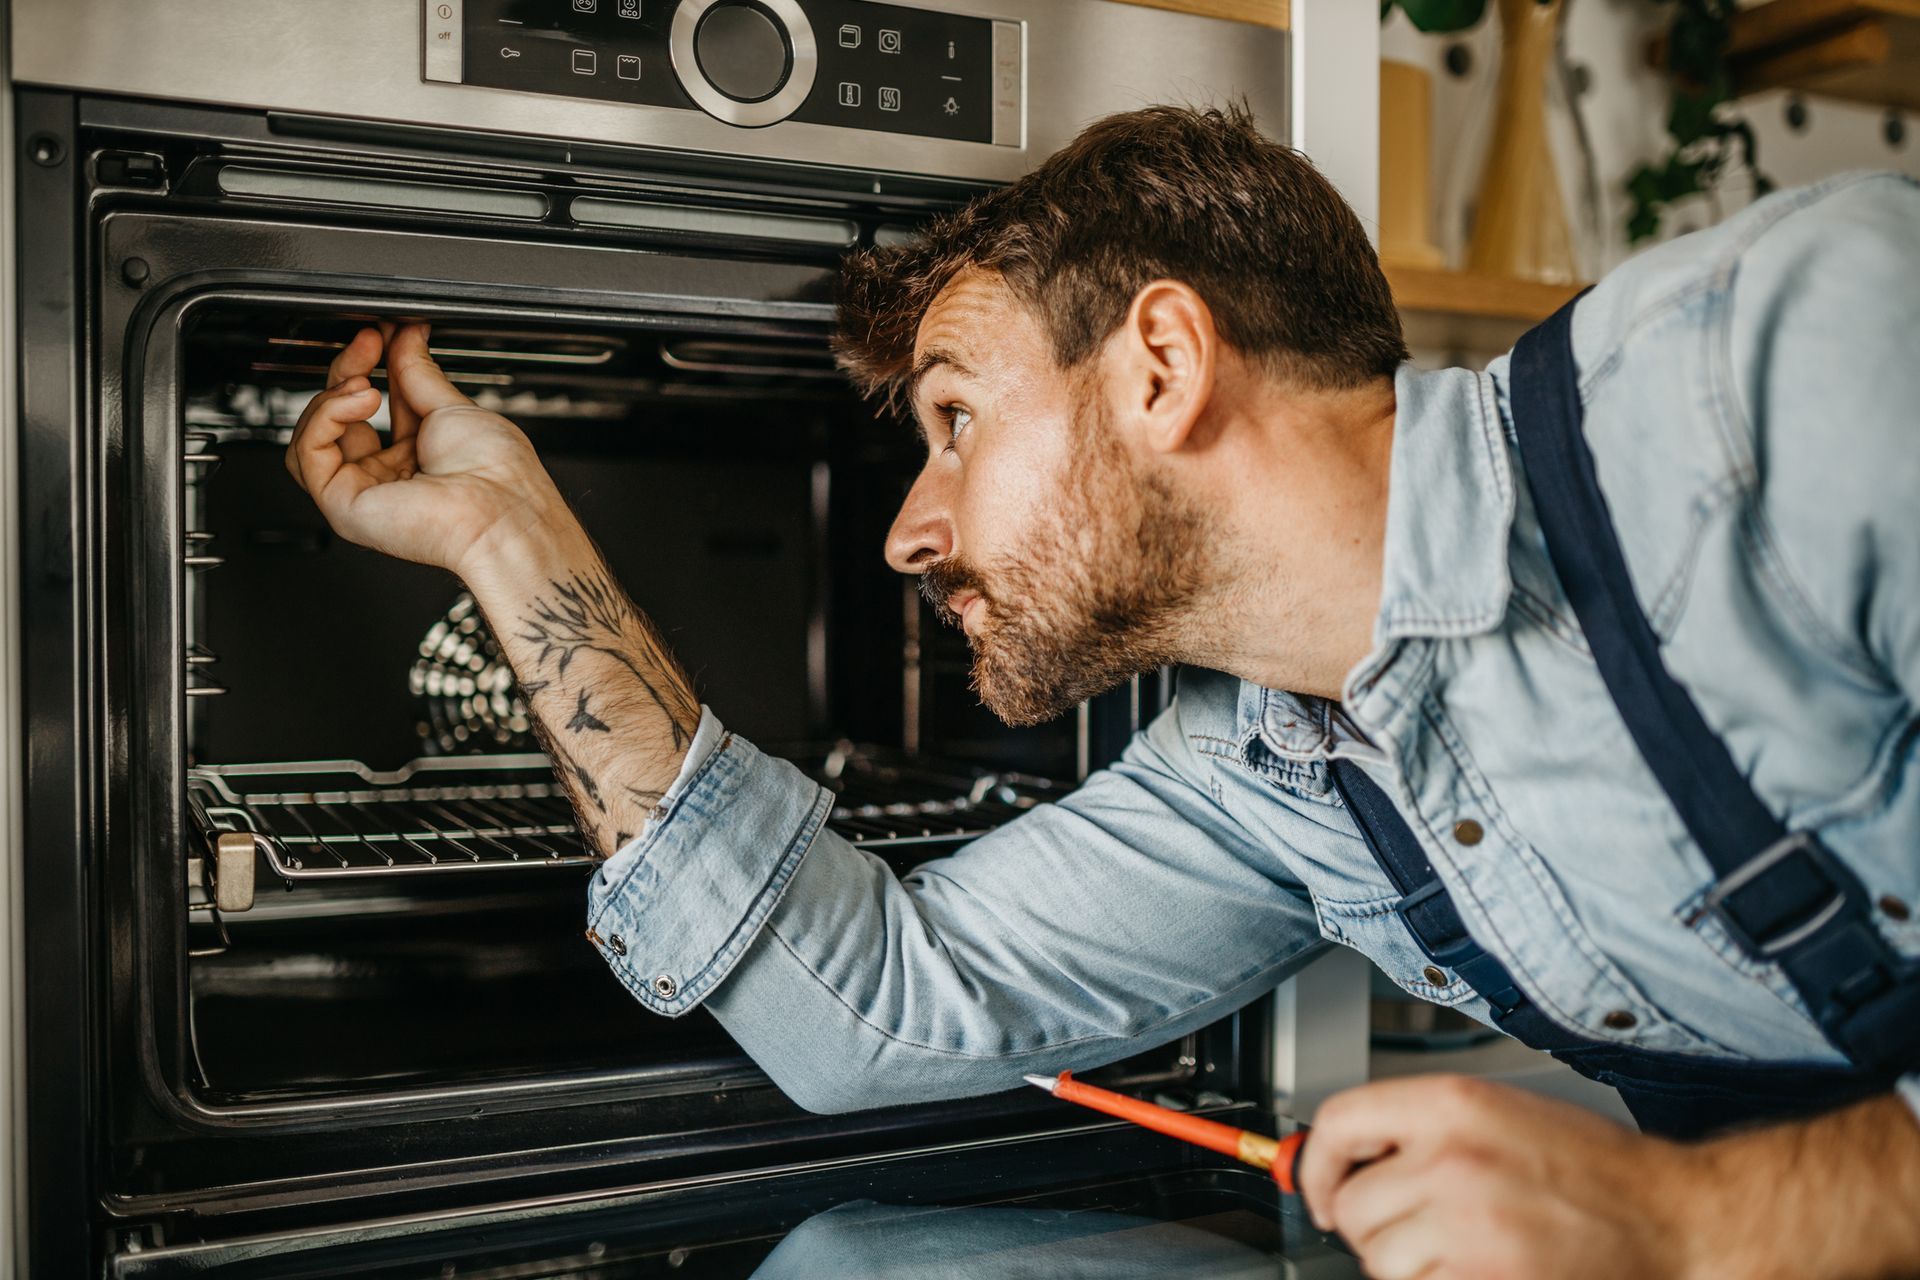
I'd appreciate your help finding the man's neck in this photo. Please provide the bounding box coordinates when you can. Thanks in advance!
[1174,372,1397,701]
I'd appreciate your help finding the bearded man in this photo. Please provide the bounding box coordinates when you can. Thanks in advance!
[288,106,1920,1278]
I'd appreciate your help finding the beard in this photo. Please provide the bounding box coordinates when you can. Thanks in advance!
[920,397,1210,727]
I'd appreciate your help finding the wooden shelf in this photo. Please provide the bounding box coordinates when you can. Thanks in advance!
[1102,0,1288,29]
[1652,0,1920,112]
[1385,263,1587,354]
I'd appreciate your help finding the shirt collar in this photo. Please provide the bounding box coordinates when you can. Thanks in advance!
[1245,363,1517,763]
[1367,363,1517,647]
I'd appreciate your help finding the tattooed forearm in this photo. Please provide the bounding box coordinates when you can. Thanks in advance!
[567,691,610,734]
[545,735,605,813]
[462,537,701,859]
[519,570,699,749]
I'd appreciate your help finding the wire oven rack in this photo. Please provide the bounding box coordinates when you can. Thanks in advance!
[188,747,1061,904]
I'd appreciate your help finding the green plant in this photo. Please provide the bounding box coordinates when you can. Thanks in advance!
[1380,0,1487,32]
[1626,0,1774,242]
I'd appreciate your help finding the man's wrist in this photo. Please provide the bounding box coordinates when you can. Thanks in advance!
[454,482,588,598]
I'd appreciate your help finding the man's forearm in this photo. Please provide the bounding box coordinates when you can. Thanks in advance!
[458,508,700,856]
[1685,1093,1920,1280]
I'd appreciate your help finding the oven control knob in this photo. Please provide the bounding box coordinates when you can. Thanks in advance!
[671,0,818,129]
[696,4,788,100]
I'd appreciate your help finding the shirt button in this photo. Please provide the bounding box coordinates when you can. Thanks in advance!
[1879,894,1912,922]
[1421,965,1448,986]
[1453,819,1484,846]
[1603,1009,1637,1031]
[652,973,678,999]
[606,933,628,957]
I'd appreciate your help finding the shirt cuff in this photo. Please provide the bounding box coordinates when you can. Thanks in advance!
[613,705,727,857]
[584,715,833,1016]
[1899,1074,1920,1127]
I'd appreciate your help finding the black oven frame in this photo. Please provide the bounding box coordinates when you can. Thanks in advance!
[18,91,1274,1272]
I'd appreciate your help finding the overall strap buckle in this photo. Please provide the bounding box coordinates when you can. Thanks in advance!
[1702,830,1854,958]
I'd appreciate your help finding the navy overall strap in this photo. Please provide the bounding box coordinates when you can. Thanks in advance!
[1328,760,1532,1023]
[1509,295,1920,1074]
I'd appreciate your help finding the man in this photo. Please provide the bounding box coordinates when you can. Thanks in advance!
[287,106,1920,1277]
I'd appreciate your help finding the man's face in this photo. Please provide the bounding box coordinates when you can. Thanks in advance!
[883,270,1207,726]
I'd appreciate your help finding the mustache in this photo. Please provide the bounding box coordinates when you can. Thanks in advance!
[918,557,988,629]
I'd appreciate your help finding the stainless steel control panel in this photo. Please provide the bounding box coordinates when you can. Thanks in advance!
[13,0,1288,185]
[425,0,1021,145]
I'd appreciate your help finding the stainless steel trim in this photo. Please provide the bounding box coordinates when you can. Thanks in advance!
[991,19,1021,148]
[267,334,620,366]
[423,0,462,85]
[570,194,854,245]
[12,0,1288,185]
[669,0,819,130]
[0,5,24,1263]
[217,167,548,220]
[656,337,841,378]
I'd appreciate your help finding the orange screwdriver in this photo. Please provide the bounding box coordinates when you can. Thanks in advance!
[1025,1071,1308,1195]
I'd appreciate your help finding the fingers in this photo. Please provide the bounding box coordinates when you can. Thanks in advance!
[1352,1210,1445,1280]
[386,322,472,423]
[326,326,386,390]
[287,375,381,498]
[337,420,384,465]
[376,320,422,444]
[1299,1078,1478,1226]
[1324,1152,1428,1251]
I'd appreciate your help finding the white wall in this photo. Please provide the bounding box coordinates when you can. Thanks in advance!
[1381,0,1920,282]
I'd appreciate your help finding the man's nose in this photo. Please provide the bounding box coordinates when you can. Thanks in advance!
[885,467,956,575]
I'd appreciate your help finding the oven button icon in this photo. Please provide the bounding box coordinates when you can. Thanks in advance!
[878,28,901,54]
[573,48,598,75]
[617,0,640,15]
[838,81,861,108]
[837,24,860,48]
[878,86,901,112]
[617,53,641,79]
[573,0,597,12]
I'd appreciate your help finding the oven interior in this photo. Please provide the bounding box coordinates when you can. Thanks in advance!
[174,302,1095,1112]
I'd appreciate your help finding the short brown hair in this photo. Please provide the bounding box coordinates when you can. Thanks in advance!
[835,103,1407,415]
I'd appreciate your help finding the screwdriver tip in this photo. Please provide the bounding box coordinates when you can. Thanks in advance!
[1022,1073,1058,1093]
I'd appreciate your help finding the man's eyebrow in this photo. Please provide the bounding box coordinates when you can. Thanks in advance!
[903,347,974,444]
[906,347,974,406]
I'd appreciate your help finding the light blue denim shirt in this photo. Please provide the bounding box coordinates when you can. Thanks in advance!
[587,172,1920,1120]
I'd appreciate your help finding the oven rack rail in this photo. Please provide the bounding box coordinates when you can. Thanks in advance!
[187,750,1056,915]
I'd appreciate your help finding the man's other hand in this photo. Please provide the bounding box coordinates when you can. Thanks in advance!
[286,322,565,577]
[1297,1075,1702,1280]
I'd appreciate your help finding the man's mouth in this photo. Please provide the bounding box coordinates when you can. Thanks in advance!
[949,591,983,635]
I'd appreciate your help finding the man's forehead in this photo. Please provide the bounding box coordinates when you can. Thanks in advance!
[911,268,1022,368]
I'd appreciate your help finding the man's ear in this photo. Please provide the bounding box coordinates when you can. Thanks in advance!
[1118,279,1216,456]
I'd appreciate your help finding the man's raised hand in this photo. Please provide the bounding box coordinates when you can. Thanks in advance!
[285,322,565,577]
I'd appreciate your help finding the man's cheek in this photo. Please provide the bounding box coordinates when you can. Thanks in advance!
[963,448,1065,552]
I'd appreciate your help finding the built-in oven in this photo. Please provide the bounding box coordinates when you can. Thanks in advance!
[6,1,1355,1274]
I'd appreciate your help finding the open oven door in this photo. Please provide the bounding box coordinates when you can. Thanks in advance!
[107,1114,1355,1279]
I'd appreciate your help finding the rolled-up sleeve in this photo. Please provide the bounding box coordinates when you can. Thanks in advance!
[585,717,833,1014]
[588,691,1329,1114]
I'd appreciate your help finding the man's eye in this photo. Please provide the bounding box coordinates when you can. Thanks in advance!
[940,405,973,452]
